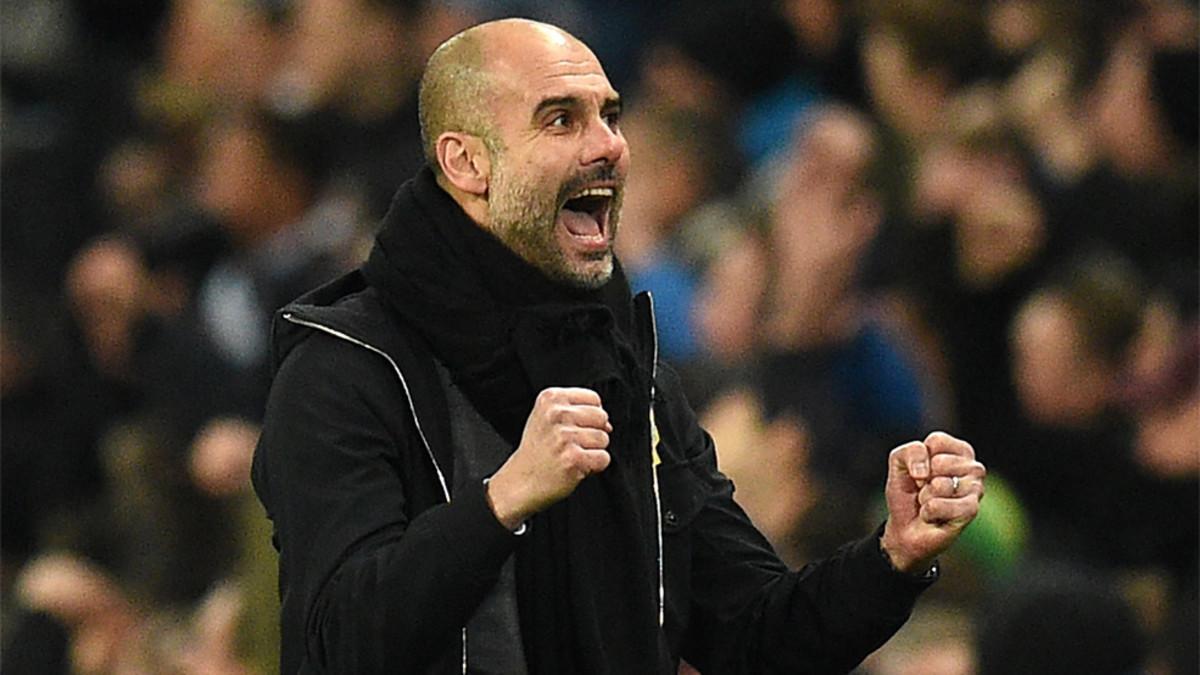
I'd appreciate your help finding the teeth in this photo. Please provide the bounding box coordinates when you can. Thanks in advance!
[571,187,614,199]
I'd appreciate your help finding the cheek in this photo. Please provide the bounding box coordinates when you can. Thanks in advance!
[616,145,632,176]
[503,155,558,195]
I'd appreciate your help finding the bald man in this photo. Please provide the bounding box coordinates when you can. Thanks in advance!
[252,18,985,674]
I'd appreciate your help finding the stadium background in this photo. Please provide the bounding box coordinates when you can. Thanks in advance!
[2,1,1197,672]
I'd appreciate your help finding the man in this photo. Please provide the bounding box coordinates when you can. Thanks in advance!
[252,18,986,674]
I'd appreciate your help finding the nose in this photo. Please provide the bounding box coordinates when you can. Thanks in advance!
[581,117,626,166]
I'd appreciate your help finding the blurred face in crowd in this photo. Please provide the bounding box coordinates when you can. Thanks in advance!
[159,0,283,103]
[196,117,306,246]
[443,21,630,289]
[1088,35,1174,176]
[283,0,388,104]
[1011,292,1113,426]
[197,119,268,234]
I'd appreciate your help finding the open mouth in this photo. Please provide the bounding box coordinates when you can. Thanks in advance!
[559,186,613,244]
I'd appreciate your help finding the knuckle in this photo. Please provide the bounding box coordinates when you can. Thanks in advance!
[549,404,569,424]
[553,426,571,446]
[563,447,584,470]
[925,430,950,445]
[891,441,920,459]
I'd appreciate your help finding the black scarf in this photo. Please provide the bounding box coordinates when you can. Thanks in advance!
[361,167,666,673]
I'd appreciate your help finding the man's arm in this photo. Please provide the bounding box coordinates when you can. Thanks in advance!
[653,365,983,673]
[675,432,939,674]
[253,333,520,673]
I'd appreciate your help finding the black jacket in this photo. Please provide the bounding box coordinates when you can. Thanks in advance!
[252,271,934,674]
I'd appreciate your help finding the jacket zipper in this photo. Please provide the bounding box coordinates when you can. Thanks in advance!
[644,293,665,629]
[280,312,468,674]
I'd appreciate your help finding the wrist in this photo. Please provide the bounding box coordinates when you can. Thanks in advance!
[484,474,527,532]
[879,526,936,577]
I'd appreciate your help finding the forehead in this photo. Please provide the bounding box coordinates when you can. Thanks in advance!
[486,31,617,113]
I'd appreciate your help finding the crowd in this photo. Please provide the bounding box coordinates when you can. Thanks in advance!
[1,0,1196,673]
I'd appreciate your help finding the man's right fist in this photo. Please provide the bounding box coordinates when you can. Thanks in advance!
[486,387,612,530]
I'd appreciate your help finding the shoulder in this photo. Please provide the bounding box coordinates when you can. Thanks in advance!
[267,273,453,465]
[272,272,404,368]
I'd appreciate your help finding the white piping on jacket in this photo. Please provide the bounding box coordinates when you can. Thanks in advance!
[280,313,467,674]
[644,293,665,629]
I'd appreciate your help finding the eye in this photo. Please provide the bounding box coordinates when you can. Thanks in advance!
[603,111,621,129]
[548,112,571,129]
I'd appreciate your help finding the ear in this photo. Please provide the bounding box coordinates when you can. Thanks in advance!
[436,132,491,196]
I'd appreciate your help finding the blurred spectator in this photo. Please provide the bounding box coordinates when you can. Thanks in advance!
[156,0,286,110]
[861,603,975,675]
[1011,1,1200,312]
[699,105,927,558]
[41,100,354,620]
[129,102,354,436]
[859,0,990,158]
[1125,321,1200,480]
[617,107,732,365]
[690,205,772,407]
[1073,30,1198,308]
[8,553,139,675]
[975,563,1149,675]
[780,0,871,110]
[638,0,814,169]
[1,279,118,572]
[754,104,926,543]
[270,0,477,219]
[702,390,816,567]
[1007,252,1198,579]
[891,84,1051,487]
[2,0,143,302]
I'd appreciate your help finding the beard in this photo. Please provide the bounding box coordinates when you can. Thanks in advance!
[487,157,623,289]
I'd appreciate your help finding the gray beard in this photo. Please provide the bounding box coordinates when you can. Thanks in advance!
[487,172,622,289]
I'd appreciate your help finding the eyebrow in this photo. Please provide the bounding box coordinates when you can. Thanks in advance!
[532,93,622,120]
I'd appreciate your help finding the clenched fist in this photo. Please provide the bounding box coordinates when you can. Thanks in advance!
[880,431,986,574]
[486,387,612,530]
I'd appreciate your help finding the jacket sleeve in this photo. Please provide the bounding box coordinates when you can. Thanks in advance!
[654,364,934,674]
[253,332,521,673]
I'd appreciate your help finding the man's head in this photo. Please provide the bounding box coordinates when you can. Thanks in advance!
[418,18,630,289]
